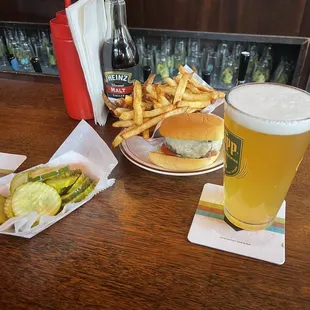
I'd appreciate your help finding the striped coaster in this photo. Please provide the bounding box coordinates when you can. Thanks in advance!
[188,183,285,265]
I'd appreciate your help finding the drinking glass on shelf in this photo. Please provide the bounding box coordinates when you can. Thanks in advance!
[217,42,229,60]
[0,40,9,69]
[39,30,50,47]
[155,51,169,81]
[232,42,244,83]
[18,47,33,71]
[186,51,202,75]
[271,57,294,85]
[135,36,145,62]
[161,37,173,75]
[205,51,218,88]
[245,44,259,82]
[219,55,234,89]
[142,48,155,73]
[262,45,273,68]
[172,54,183,76]
[161,36,172,55]
[34,43,49,67]
[188,38,200,56]
[174,39,187,64]
[251,58,271,83]
[47,45,57,67]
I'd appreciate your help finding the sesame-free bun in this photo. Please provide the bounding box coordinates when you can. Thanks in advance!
[159,113,224,141]
[149,151,220,172]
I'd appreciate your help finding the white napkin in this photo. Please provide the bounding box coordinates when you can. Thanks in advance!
[66,0,108,125]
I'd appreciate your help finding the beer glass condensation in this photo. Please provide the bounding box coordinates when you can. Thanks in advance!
[224,83,310,230]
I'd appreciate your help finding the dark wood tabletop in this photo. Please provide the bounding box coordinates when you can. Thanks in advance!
[0,77,309,310]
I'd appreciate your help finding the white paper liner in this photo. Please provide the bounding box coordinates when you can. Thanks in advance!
[0,153,27,178]
[0,120,118,238]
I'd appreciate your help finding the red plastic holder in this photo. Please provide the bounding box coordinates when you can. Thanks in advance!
[50,9,94,120]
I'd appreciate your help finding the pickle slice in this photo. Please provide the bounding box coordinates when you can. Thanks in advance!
[46,175,79,194]
[28,165,70,182]
[10,171,29,194]
[63,173,86,194]
[0,195,8,224]
[4,196,14,218]
[71,182,96,203]
[12,182,61,218]
[61,177,91,204]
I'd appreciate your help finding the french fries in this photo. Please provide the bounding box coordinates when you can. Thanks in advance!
[173,73,189,105]
[112,124,137,148]
[178,65,212,92]
[177,101,211,109]
[182,93,212,101]
[133,81,143,125]
[104,65,225,148]
[112,120,135,128]
[142,129,150,139]
[164,77,177,87]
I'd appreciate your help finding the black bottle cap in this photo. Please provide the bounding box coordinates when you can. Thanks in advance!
[143,66,151,82]
[238,51,250,82]
[7,54,16,61]
[201,70,211,84]
[31,57,43,73]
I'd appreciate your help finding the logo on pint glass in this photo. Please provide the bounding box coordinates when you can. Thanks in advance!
[224,127,243,177]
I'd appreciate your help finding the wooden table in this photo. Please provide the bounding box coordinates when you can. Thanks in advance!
[0,78,309,310]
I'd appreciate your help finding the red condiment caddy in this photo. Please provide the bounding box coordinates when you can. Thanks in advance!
[50,0,94,120]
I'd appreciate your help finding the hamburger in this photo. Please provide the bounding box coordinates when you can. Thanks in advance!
[149,113,224,171]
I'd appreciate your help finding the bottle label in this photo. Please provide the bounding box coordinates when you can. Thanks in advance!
[224,126,244,177]
[104,67,138,100]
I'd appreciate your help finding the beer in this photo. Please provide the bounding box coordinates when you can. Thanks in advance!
[102,0,139,102]
[224,83,310,230]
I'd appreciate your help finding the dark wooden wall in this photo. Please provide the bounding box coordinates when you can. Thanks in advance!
[0,0,309,37]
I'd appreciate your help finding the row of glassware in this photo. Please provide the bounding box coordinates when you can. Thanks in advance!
[134,36,295,88]
[0,27,58,75]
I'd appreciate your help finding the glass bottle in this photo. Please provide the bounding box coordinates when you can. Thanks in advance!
[236,51,250,85]
[220,55,234,89]
[252,58,271,83]
[102,0,139,101]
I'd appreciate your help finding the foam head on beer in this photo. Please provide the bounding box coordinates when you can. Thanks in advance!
[224,83,310,231]
[226,83,310,135]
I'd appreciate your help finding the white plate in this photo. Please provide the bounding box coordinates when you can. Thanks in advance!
[120,137,224,177]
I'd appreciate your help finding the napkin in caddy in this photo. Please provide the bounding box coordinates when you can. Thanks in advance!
[0,120,118,238]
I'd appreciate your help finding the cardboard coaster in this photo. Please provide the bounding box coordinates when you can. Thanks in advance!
[188,183,285,265]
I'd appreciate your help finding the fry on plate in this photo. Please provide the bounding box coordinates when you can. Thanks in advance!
[142,129,150,139]
[164,77,177,87]
[133,80,143,125]
[173,73,189,105]
[112,120,135,128]
[178,65,212,92]
[177,100,211,108]
[112,124,137,148]
[182,92,212,101]
[143,104,174,118]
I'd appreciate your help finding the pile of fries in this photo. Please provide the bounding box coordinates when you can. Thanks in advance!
[103,65,225,148]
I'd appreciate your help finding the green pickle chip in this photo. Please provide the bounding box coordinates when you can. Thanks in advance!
[0,195,8,224]
[4,196,14,218]
[12,182,61,218]
[10,171,29,194]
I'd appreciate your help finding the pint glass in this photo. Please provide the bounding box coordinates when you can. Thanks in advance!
[224,83,310,230]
